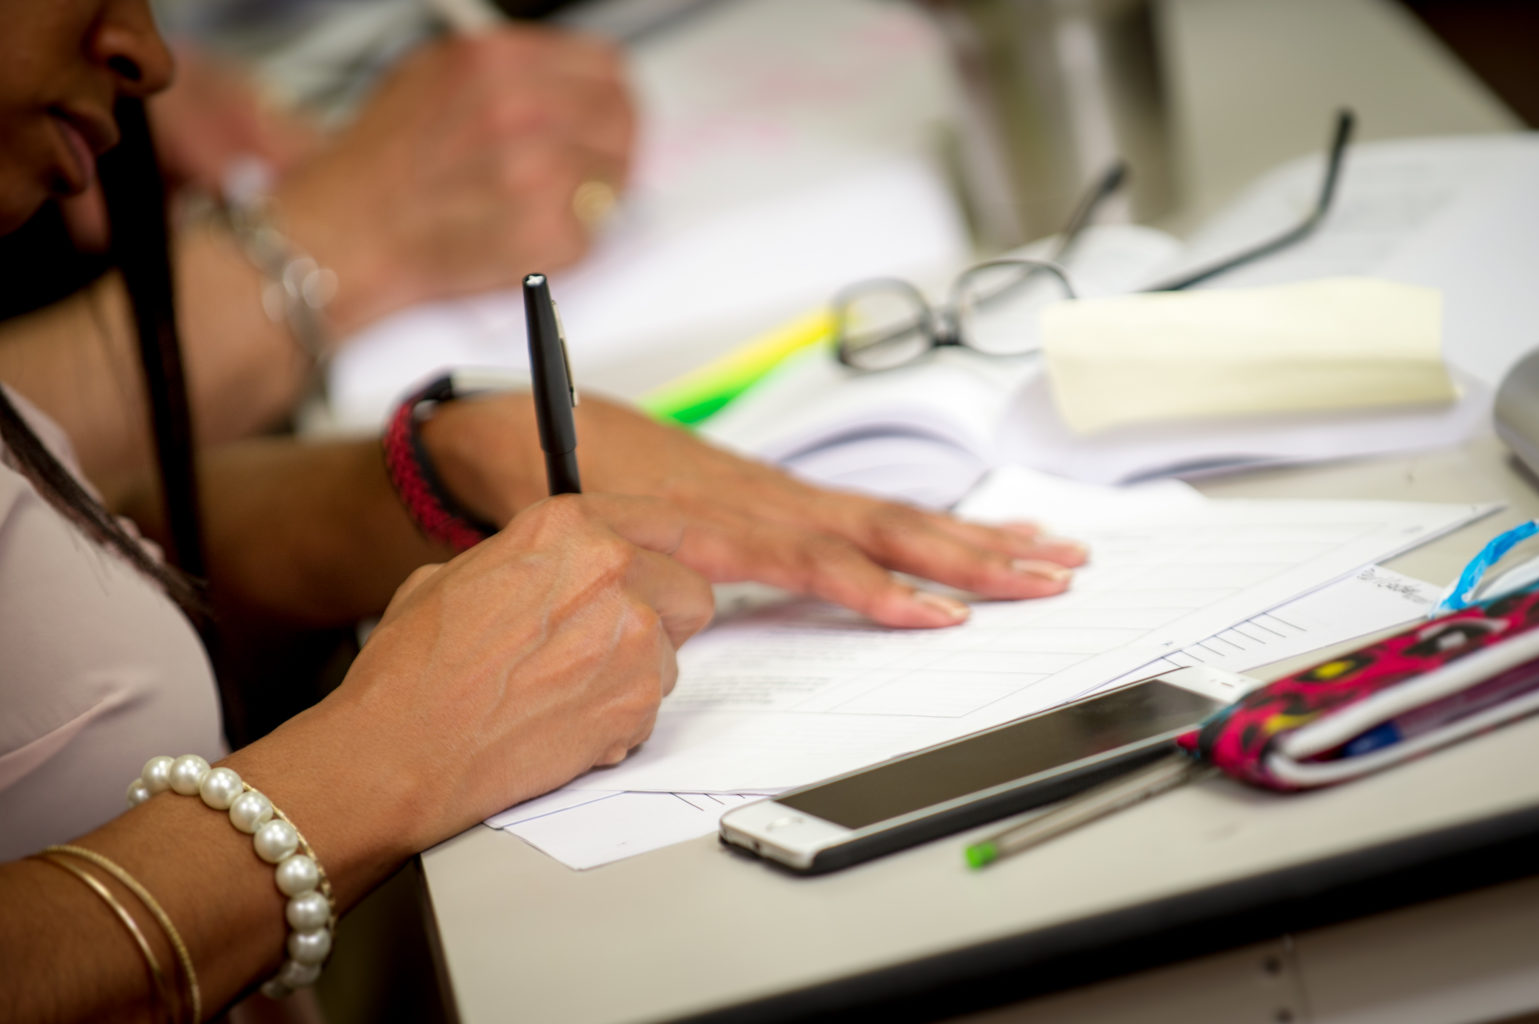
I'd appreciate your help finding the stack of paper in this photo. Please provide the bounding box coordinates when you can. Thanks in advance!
[492,566,1445,871]
[1039,278,1454,435]
[485,468,1492,869]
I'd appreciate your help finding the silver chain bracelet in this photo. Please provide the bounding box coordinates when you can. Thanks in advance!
[220,157,338,367]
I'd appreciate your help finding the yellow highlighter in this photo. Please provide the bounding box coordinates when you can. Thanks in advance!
[641,309,835,426]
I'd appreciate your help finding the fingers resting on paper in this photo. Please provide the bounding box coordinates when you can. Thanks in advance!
[576,481,1087,629]
[422,392,1088,628]
[584,494,969,628]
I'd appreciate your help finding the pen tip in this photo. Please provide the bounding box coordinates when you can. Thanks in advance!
[964,842,997,869]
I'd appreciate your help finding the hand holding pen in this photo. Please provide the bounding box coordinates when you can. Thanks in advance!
[415,272,1082,627]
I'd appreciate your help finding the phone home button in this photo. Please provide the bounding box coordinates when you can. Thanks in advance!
[765,815,804,832]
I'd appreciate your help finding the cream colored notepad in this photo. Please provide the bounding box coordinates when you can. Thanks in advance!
[1040,278,1455,435]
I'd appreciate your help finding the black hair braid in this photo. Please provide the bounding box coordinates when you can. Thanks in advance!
[98,96,208,583]
[0,386,197,607]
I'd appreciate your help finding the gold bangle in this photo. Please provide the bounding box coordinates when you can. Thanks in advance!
[45,845,201,1024]
[37,854,178,1024]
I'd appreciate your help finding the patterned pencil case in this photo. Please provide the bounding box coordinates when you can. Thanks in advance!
[1176,578,1539,791]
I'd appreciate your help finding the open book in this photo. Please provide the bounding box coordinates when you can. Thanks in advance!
[702,133,1539,507]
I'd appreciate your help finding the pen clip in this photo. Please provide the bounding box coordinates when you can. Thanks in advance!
[551,299,578,408]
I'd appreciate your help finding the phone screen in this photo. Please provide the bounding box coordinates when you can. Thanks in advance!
[774,681,1220,830]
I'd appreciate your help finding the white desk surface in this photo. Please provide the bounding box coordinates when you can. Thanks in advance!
[420,2,1533,1021]
[423,437,1538,1024]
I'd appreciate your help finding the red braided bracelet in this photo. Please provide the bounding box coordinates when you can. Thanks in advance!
[382,374,499,552]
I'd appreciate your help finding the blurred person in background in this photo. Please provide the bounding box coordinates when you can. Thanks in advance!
[0,0,635,492]
[0,3,1083,1020]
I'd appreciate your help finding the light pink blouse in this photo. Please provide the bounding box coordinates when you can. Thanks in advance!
[0,388,224,860]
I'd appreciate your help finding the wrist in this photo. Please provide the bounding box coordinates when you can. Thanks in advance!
[223,702,422,909]
[213,162,339,366]
[270,162,421,336]
[383,374,520,552]
[417,389,543,528]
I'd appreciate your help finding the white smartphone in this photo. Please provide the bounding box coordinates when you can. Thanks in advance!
[719,666,1255,873]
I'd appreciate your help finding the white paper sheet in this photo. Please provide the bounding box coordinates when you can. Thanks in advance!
[484,467,1477,869]
[1100,565,1443,692]
[483,788,624,831]
[493,563,1444,870]
[502,792,767,871]
[1380,156,1539,388]
[559,491,1491,794]
[1147,133,1539,295]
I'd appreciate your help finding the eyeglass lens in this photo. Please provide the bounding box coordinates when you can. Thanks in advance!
[954,261,1075,356]
[837,284,937,371]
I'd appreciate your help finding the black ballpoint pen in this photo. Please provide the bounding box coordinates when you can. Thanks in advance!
[522,273,582,495]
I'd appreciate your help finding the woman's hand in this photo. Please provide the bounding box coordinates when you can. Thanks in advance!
[306,494,714,850]
[274,24,636,334]
[422,392,1088,628]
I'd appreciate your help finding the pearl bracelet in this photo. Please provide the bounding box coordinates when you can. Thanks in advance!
[128,755,337,999]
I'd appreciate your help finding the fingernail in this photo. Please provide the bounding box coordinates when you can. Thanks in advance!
[913,591,970,621]
[1012,559,1072,582]
[1040,536,1089,559]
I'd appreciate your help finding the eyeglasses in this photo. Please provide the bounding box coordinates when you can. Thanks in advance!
[833,160,1116,372]
[833,109,1355,372]
[833,257,1078,371]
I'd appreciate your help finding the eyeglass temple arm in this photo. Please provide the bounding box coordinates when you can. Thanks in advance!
[1143,108,1355,293]
[1052,160,1130,266]
[988,162,1124,305]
